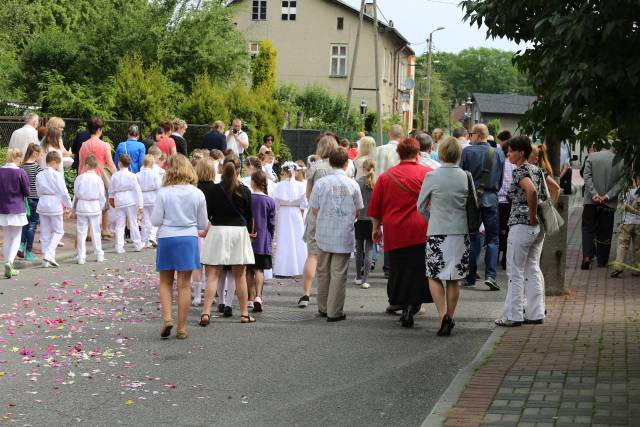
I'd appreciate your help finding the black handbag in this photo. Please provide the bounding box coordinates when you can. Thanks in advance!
[466,171,481,233]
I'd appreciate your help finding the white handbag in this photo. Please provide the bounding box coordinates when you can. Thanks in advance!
[538,170,564,235]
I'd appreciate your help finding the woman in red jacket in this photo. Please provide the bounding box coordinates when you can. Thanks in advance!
[368,137,433,328]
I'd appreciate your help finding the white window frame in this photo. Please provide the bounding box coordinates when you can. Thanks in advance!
[281,0,297,21]
[398,61,407,90]
[330,44,348,77]
[252,0,267,21]
[249,41,261,57]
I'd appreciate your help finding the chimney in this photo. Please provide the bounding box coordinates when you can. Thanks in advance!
[364,2,374,16]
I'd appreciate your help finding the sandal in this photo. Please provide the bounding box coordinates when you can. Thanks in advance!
[199,313,211,327]
[253,297,263,313]
[494,318,522,327]
[161,321,173,339]
[240,314,256,324]
[176,331,188,340]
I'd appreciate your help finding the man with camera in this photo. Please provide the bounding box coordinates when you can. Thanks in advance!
[225,118,249,156]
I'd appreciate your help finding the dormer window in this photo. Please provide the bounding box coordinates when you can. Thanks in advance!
[282,1,297,21]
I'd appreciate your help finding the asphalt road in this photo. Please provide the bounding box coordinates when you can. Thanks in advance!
[0,247,505,426]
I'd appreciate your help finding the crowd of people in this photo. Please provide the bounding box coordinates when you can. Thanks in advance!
[1,111,637,340]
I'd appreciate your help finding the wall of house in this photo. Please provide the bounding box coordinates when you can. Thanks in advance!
[231,0,414,127]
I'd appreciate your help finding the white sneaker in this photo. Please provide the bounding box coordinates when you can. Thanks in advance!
[44,258,59,267]
[191,297,202,307]
[42,260,50,268]
[78,259,86,265]
[134,245,143,252]
[248,300,254,309]
[361,282,370,289]
[115,248,125,254]
[96,255,105,263]
[150,239,157,248]
[354,279,362,285]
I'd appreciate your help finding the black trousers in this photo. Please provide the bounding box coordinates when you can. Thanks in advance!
[560,168,572,194]
[581,204,616,266]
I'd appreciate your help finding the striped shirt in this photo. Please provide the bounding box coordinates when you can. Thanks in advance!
[498,159,515,203]
[20,162,44,199]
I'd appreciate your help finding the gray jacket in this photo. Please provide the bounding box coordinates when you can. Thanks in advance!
[417,164,471,236]
[583,150,624,209]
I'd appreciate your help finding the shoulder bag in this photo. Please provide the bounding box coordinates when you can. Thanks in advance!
[386,170,420,199]
[465,171,481,233]
[537,168,564,235]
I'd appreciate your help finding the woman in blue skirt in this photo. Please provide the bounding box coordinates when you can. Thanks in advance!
[151,154,208,340]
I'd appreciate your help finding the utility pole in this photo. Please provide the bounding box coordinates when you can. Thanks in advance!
[424,27,444,132]
[345,0,366,124]
[373,0,383,146]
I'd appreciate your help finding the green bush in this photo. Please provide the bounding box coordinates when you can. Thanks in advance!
[252,39,277,93]
[113,53,174,133]
[487,118,501,137]
[0,147,7,165]
[179,74,230,125]
[64,167,77,197]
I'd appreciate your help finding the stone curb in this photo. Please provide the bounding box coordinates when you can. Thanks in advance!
[421,326,507,427]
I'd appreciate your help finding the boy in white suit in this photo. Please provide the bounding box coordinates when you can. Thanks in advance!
[136,155,162,248]
[108,155,144,253]
[73,154,106,264]
[36,151,72,267]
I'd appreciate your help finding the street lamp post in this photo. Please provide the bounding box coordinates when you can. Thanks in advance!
[360,98,368,132]
[465,97,473,131]
[424,26,445,132]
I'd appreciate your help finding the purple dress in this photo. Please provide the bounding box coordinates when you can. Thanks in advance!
[251,193,276,268]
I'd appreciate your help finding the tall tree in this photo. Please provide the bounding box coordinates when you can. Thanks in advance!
[463,0,640,174]
[251,39,277,92]
[432,48,533,103]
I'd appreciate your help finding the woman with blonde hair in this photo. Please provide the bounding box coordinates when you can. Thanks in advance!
[42,117,73,169]
[354,159,377,289]
[199,155,256,324]
[418,137,473,336]
[529,144,561,203]
[151,154,208,339]
[431,128,445,161]
[298,133,339,307]
[354,136,377,179]
[0,148,30,278]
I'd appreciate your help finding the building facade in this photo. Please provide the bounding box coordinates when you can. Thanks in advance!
[230,0,415,128]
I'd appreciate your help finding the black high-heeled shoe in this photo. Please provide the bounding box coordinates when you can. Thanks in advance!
[445,316,455,336]
[437,315,450,336]
[401,308,414,328]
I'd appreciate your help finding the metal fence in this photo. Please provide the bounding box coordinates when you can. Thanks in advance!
[0,117,144,150]
[0,117,392,160]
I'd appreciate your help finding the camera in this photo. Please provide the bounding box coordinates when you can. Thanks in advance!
[232,128,239,135]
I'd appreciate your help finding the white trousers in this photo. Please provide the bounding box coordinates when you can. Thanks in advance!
[77,214,103,261]
[40,214,64,261]
[3,225,22,264]
[141,206,157,244]
[503,224,545,322]
[217,271,236,306]
[115,206,141,251]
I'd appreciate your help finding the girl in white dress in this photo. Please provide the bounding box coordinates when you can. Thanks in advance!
[273,162,308,276]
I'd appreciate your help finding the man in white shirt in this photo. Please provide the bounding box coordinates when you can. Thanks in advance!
[225,118,249,156]
[453,127,471,151]
[375,124,404,177]
[9,111,39,156]
[416,133,441,169]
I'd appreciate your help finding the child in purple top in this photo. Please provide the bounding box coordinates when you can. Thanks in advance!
[247,171,276,312]
[0,148,30,278]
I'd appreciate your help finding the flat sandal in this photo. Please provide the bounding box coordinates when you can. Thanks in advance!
[199,313,211,327]
[240,314,256,324]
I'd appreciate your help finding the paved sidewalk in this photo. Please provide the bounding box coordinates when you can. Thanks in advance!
[441,204,640,426]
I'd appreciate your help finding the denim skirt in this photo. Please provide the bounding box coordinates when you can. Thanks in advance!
[156,236,200,272]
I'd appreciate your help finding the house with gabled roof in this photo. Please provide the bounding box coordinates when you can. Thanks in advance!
[229,0,416,128]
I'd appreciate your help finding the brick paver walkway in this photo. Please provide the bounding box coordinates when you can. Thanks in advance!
[444,205,640,426]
